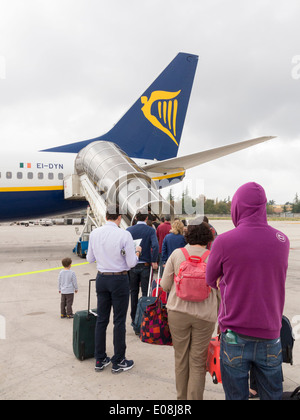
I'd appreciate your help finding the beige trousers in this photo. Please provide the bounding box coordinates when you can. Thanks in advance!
[168,310,216,400]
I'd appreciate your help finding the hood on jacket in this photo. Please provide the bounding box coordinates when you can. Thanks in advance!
[231,182,268,227]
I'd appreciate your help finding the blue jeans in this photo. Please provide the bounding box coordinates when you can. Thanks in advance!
[95,273,130,364]
[220,332,283,400]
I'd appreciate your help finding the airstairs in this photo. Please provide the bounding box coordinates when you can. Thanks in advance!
[64,141,172,257]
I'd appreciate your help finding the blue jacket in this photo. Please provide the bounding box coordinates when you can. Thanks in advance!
[127,222,159,264]
[161,233,187,263]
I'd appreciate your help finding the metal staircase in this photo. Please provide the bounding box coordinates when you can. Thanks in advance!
[64,141,172,257]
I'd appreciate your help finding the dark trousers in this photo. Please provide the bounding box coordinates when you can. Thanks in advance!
[61,293,74,316]
[129,264,151,322]
[95,273,130,364]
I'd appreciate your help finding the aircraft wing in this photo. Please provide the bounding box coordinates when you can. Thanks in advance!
[142,136,275,174]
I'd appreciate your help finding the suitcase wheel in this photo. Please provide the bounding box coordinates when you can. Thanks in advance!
[212,373,218,385]
[80,341,85,361]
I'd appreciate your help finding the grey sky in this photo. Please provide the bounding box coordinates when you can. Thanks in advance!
[0,0,299,204]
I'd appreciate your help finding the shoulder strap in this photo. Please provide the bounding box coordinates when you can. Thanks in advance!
[201,250,211,262]
[181,248,190,260]
[181,248,210,262]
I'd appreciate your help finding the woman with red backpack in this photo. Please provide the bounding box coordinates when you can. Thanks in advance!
[161,221,220,400]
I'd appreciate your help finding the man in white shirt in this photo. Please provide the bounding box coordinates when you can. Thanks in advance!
[87,205,141,374]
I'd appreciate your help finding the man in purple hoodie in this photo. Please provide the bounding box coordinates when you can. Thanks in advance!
[206,182,290,400]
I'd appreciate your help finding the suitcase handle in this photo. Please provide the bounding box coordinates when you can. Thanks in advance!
[147,267,154,297]
[87,279,96,319]
[155,266,161,297]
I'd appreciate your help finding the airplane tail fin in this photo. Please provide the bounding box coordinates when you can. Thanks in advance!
[42,53,199,160]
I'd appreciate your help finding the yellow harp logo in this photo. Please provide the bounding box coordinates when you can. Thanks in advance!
[141,90,181,146]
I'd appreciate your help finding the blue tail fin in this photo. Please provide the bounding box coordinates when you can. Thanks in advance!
[43,53,198,160]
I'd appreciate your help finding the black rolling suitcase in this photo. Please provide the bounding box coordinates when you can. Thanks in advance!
[73,279,97,361]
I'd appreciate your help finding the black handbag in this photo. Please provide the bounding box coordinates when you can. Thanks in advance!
[281,316,295,365]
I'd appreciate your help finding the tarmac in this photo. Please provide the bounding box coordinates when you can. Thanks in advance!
[0,220,299,401]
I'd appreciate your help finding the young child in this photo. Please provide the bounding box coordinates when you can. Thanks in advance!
[58,258,78,319]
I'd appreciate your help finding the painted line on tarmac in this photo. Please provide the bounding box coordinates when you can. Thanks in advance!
[0,262,90,280]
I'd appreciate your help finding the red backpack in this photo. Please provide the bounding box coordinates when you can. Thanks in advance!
[174,249,211,302]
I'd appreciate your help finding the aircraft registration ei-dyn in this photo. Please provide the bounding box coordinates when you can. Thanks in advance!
[0,52,275,224]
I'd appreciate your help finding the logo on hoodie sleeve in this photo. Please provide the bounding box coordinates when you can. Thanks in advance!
[276,232,287,243]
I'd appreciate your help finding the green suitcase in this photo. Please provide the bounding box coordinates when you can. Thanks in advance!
[73,279,97,361]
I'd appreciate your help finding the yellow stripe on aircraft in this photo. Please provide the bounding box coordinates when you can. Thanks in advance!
[151,171,185,181]
[0,186,64,192]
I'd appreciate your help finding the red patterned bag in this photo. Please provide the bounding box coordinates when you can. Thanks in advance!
[140,293,172,346]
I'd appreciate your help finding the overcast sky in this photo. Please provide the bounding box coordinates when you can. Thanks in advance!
[0,0,300,204]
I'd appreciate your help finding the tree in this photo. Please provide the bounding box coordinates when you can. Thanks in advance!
[167,188,175,204]
[203,197,231,215]
[293,193,300,213]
